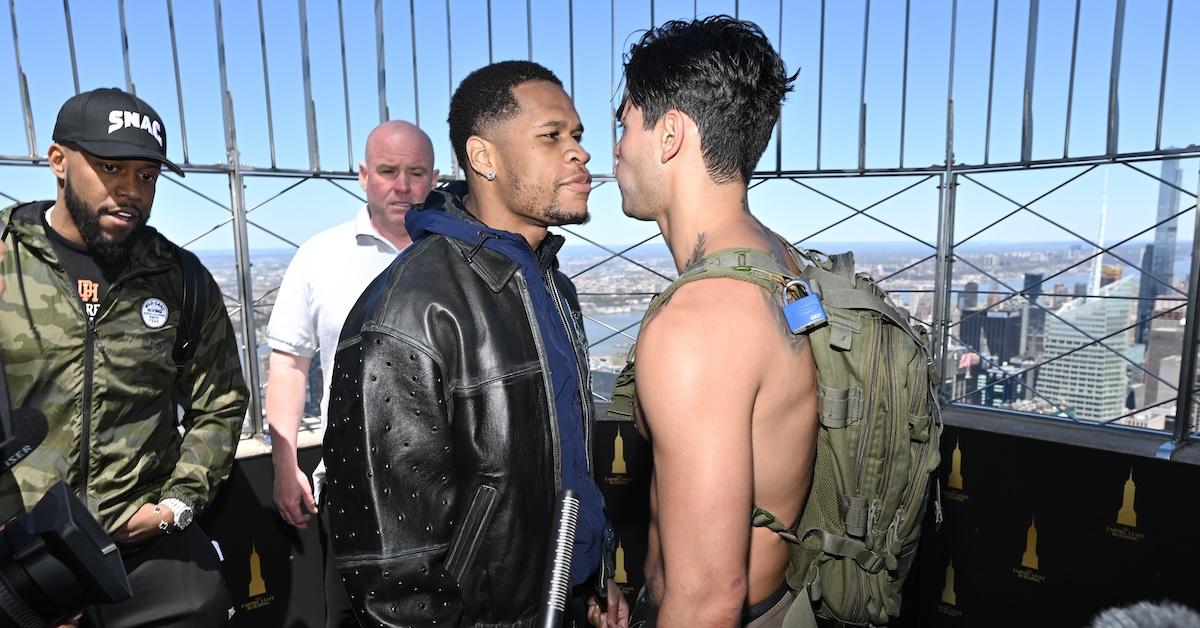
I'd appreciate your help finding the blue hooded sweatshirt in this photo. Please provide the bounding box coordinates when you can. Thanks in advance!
[406,187,607,586]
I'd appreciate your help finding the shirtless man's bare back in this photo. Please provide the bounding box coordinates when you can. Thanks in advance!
[609,17,816,628]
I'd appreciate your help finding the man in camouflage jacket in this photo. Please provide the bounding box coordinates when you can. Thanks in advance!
[0,88,247,627]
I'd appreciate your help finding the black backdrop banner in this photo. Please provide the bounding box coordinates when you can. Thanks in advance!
[200,422,1200,626]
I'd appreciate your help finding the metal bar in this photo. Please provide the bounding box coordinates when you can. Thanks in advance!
[899,0,910,169]
[337,0,353,172]
[816,0,824,170]
[487,0,493,63]
[298,0,320,170]
[1106,0,1126,157]
[1154,0,1173,151]
[1123,161,1198,198]
[983,0,998,164]
[568,0,575,99]
[1020,0,1038,164]
[610,0,616,162]
[857,0,870,171]
[526,0,533,60]
[933,172,956,400]
[326,177,367,203]
[774,0,783,173]
[949,199,1197,332]
[117,0,133,93]
[166,0,190,164]
[563,228,673,283]
[962,172,1184,297]
[1165,168,1200,453]
[1064,0,1081,158]
[791,175,935,244]
[409,0,420,127]
[255,0,277,168]
[375,0,388,123]
[945,0,957,170]
[792,178,935,247]
[8,0,35,157]
[445,0,452,110]
[224,94,264,437]
[62,0,79,94]
[212,0,264,437]
[953,165,1095,247]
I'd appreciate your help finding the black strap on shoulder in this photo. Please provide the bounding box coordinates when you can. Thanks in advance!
[173,246,207,375]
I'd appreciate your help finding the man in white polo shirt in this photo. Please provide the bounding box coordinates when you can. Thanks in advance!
[264,120,438,627]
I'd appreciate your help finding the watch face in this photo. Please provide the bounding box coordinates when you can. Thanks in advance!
[176,508,193,529]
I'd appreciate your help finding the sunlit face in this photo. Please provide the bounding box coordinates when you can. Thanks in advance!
[359,128,438,233]
[613,102,663,222]
[58,146,160,262]
[490,80,592,228]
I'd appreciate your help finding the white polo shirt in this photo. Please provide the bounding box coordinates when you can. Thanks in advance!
[266,205,404,496]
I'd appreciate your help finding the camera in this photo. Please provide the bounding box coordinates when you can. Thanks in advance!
[0,482,131,627]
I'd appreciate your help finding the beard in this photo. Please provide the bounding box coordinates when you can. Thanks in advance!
[507,177,590,227]
[64,179,142,265]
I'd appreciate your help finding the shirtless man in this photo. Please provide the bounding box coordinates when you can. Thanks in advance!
[609,16,817,628]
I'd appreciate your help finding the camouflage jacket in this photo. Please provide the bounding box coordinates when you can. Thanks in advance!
[1,202,248,533]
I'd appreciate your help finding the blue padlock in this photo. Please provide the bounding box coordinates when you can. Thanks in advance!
[782,278,828,335]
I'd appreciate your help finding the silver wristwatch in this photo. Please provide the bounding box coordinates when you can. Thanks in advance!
[159,498,194,531]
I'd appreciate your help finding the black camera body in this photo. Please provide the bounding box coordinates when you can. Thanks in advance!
[0,482,131,627]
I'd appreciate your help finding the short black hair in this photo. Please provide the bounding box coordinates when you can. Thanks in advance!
[621,16,795,184]
[448,60,563,172]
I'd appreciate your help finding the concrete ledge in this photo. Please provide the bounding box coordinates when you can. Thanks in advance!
[944,404,1200,465]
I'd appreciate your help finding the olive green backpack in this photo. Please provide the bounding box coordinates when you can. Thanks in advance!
[606,240,942,627]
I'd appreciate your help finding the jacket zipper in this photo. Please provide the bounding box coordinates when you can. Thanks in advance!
[545,269,594,472]
[514,273,562,493]
[854,322,883,494]
[70,266,167,509]
[80,319,95,509]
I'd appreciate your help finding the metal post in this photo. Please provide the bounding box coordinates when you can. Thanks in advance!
[337,0,353,172]
[298,0,320,171]
[857,0,870,171]
[1020,0,1039,164]
[62,0,79,94]
[933,172,957,401]
[117,0,133,93]
[213,0,264,436]
[375,0,388,123]
[166,0,190,165]
[409,0,420,127]
[1159,167,1200,457]
[256,0,277,168]
[8,0,35,158]
[1106,0,1126,157]
[224,94,264,438]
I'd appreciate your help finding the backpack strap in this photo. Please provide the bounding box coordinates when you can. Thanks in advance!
[173,246,207,376]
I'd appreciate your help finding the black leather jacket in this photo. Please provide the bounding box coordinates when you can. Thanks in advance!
[323,189,597,627]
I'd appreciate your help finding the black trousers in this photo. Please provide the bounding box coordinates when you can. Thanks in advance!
[319,495,361,628]
[82,524,231,628]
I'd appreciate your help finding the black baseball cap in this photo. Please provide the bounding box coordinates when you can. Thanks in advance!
[52,87,184,176]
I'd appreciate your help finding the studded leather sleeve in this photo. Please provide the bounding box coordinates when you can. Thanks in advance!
[323,328,462,626]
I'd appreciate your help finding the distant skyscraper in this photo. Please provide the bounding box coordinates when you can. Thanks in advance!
[1037,277,1136,420]
[962,281,979,311]
[1142,311,1186,407]
[1021,272,1045,356]
[1135,159,1182,344]
[960,308,1022,365]
[1136,244,1156,344]
[1153,159,1181,288]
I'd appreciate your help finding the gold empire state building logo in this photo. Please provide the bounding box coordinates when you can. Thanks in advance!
[1117,469,1137,527]
[948,440,964,490]
[611,430,627,475]
[1021,518,1039,570]
[248,544,267,597]
[615,541,628,584]
[941,560,956,605]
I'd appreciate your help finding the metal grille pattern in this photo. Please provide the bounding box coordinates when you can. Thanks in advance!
[0,0,1196,453]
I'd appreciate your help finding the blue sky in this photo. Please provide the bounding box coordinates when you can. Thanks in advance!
[0,0,1195,253]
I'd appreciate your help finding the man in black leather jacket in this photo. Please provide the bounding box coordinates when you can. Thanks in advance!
[323,61,628,627]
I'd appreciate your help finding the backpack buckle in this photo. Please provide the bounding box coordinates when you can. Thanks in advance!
[782,278,828,335]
